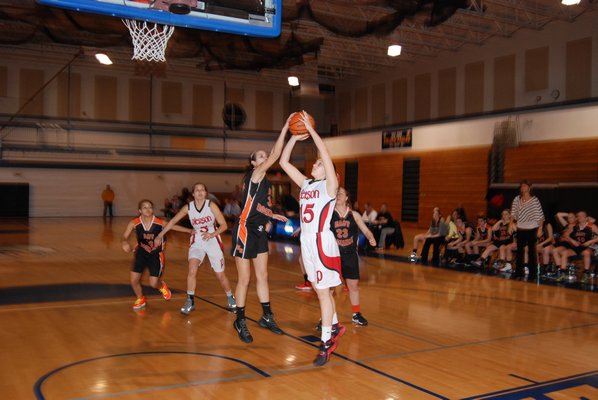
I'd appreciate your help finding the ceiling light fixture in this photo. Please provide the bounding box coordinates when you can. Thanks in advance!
[561,0,580,5]
[288,76,299,86]
[387,44,402,57]
[95,53,113,65]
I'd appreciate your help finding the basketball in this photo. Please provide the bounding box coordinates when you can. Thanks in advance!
[289,111,315,135]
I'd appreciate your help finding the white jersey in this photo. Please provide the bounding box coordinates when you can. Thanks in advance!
[187,200,225,272]
[299,179,336,235]
[299,178,341,289]
[188,200,217,235]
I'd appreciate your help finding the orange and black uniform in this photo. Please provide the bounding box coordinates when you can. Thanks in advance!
[132,216,166,277]
[231,173,273,259]
[568,223,595,254]
[492,222,513,247]
[477,224,492,241]
[331,209,360,280]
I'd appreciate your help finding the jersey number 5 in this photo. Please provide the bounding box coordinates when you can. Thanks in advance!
[301,204,314,223]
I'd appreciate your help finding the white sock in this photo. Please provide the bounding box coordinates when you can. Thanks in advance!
[332,313,338,325]
[321,326,332,343]
[225,290,233,297]
[187,291,195,296]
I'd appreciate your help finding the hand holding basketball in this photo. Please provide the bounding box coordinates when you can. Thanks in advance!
[289,111,315,135]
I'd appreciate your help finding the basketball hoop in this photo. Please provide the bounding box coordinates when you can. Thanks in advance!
[122,19,175,63]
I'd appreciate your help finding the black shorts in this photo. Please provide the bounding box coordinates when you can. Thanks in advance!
[493,240,511,247]
[340,251,360,280]
[557,241,573,250]
[571,245,589,255]
[132,250,164,277]
[231,220,269,259]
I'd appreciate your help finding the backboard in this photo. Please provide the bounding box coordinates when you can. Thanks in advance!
[37,0,282,38]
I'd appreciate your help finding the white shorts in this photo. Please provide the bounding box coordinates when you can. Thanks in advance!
[300,231,342,289]
[188,234,225,273]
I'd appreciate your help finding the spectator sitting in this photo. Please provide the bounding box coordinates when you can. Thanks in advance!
[362,202,378,226]
[280,187,299,217]
[223,198,241,228]
[373,203,395,250]
[410,207,444,264]
[352,201,361,215]
[161,197,174,218]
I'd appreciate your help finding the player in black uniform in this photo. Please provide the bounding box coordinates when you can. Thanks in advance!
[122,199,193,310]
[231,116,290,343]
[473,209,515,271]
[331,187,376,326]
[554,211,598,283]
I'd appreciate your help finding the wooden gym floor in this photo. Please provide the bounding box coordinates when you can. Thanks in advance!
[1,217,597,399]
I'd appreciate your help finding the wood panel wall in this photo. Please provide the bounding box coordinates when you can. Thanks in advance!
[391,78,408,125]
[464,62,484,114]
[94,75,117,120]
[57,72,81,118]
[128,78,150,122]
[566,37,592,101]
[193,84,213,126]
[255,90,273,131]
[20,68,44,115]
[336,146,490,228]
[504,138,598,183]
[161,81,182,114]
[0,65,6,97]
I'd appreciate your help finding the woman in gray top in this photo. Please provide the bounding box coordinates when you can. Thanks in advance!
[511,180,544,279]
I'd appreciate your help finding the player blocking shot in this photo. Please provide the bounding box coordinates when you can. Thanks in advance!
[122,199,194,311]
[155,183,237,315]
[280,111,345,367]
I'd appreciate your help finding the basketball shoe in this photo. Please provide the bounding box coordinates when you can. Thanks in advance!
[331,322,346,342]
[295,281,312,291]
[234,318,254,343]
[133,296,146,310]
[180,298,195,315]
[313,339,337,367]
[227,294,237,312]
[352,312,369,326]
[159,282,171,301]
[258,314,283,335]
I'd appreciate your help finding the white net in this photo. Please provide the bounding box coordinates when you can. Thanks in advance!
[122,19,175,63]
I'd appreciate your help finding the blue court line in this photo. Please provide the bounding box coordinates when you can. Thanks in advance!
[33,351,269,400]
[508,374,538,384]
[461,370,598,399]
[271,289,446,347]
[196,290,598,399]
[72,373,263,400]
[359,321,598,364]
[195,294,450,399]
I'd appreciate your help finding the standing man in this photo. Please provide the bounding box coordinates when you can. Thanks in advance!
[511,180,544,280]
[102,184,115,218]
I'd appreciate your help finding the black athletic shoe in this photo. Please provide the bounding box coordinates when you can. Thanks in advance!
[315,319,322,332]
[313,339,337,367]
[233,318,253,343]
[258,314,283,335]
[331,322,346,342]
[352,312,369,326]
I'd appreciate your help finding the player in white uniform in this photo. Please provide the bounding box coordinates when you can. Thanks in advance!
[280,111,344,367]
[156,183,236,315]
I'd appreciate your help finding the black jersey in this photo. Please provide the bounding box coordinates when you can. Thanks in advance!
[570,223,595,244]
[492,222,512,242]
[477,224,491,240]
[331,208,360,253]
[133,216,165,254]
[238,173,273,226]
